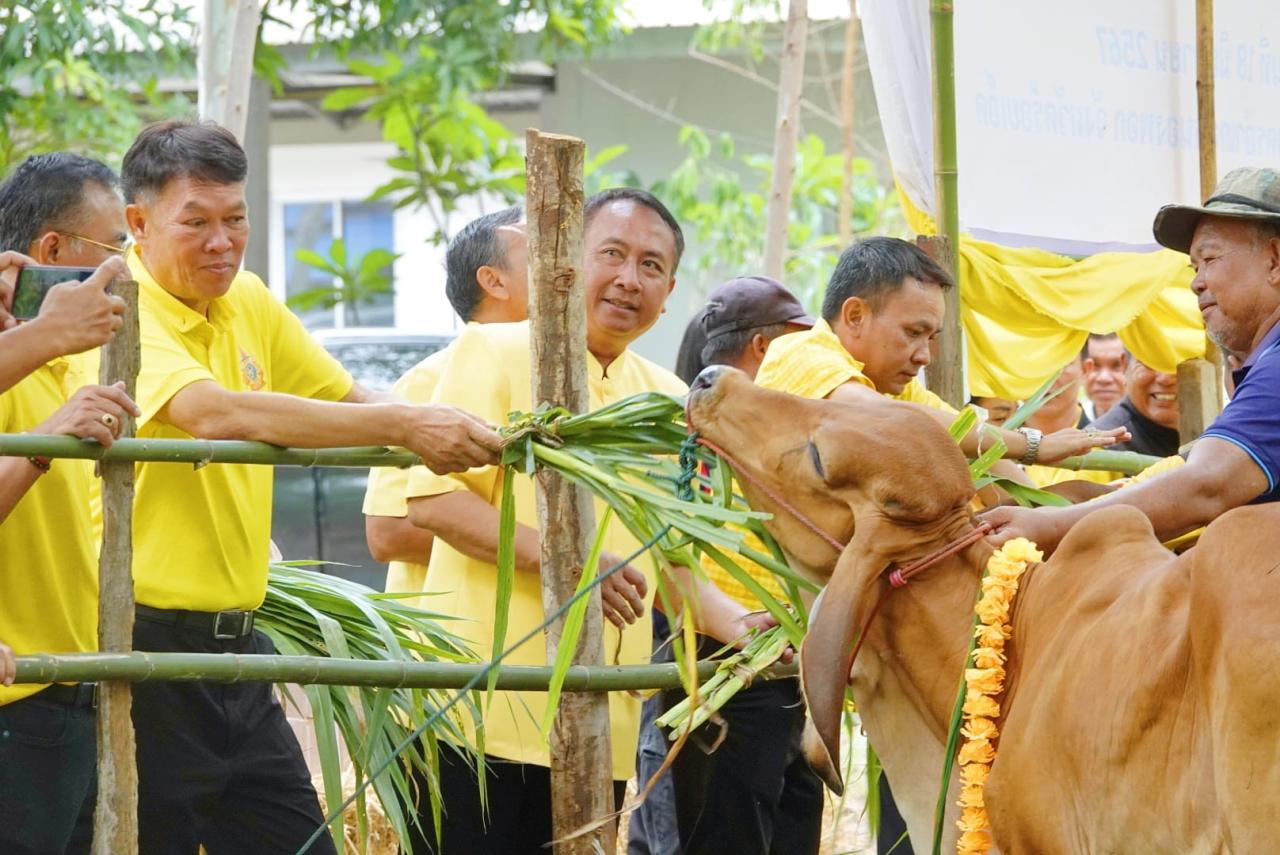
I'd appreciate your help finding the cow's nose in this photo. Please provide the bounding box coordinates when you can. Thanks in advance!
[690,364,728,394]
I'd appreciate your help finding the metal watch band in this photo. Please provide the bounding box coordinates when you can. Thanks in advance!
[1017,427,1042,466]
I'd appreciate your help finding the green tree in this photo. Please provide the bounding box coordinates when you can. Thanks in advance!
[0,2,193,171]
[652,126,903,311]
[267,0,626,240]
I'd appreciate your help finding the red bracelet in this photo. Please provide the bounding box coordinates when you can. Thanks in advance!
[27,455,51,474]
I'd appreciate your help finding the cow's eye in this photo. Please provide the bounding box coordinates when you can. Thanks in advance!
[807,440,826,481]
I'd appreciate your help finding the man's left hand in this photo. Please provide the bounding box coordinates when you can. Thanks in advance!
[1036,425,1130,464]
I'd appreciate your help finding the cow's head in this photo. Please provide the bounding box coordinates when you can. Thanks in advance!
[687,365,976,792]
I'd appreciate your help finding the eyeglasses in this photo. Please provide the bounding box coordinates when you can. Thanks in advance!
[57,230,130,255]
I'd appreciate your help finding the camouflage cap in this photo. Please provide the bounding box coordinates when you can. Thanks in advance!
[1153,167,1280,254]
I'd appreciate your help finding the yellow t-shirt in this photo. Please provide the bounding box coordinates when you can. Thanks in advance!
[755,318,957,412]
[0,359,99,704]
[362,343,456,594]
[406,321,687,780]
[128,250,354,611]
[1024,464,1118,488]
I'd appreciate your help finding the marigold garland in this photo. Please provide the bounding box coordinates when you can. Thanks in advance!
[955,537,1042,855]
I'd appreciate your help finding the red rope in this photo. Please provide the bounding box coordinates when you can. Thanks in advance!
[690,427,992,681]
[695,435,846,553]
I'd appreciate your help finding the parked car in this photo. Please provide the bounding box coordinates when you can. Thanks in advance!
[271,328,454,589]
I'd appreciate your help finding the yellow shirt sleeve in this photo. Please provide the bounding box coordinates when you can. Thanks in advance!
[257,278,353,402]
[754,319,876,400]
[406,325,506,503]
[363,355,448,517]
[895,379,958,414]
[135,307,218,427]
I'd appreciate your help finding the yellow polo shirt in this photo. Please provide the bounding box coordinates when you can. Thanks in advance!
[362,343,457,594]
[406,321,686,780]
[128,250,354,611]
[0,359,98,704]
[755,318,956,412]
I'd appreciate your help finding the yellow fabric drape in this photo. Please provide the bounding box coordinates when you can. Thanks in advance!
[895,182,1205,400]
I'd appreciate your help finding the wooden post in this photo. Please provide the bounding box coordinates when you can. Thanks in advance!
[525,129,612,854]
[93,278,140,855]
[198,0,262,142]
[923,0,965,408]
[1178,0,1224,443]
[762,0,809,280]
[837,1,860,248]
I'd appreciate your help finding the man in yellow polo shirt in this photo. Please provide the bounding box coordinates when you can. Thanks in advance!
[753,235,1126,855]
[0,152,139,855]
[119,120,502,854]
[756,237,1127,469]
[364,206,528,594]
[403,189,768,855]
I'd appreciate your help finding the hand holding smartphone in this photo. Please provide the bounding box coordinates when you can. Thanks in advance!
[20,257,129,356]
[12,265,99,320]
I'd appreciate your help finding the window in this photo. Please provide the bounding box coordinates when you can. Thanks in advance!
[282,200,396,329]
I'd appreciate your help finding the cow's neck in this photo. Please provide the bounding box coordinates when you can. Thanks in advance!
[849,525,994,847]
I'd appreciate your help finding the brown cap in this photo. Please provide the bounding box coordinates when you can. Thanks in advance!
[701,275,815,341]
[1153,167,1280,254]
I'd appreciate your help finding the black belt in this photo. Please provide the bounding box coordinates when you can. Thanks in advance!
[135,604,256,639]
[36,682,98,709]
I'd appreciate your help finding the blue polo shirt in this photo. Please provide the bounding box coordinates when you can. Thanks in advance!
[1202,318,1280,502]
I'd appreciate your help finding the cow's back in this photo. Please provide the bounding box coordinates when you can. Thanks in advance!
[986,505,1222,853]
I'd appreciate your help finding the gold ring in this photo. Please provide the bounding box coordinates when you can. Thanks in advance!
[101,413,118,429]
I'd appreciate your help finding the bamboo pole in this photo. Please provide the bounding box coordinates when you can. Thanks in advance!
[1179,0,1224,444]
[1043,449,1161,476]
[93,279,140,855]
[0,433,1156,475]
[763,0,810,280]
[0,435,418,468]
[525,128,612,854]
[12,652,797,692]
[837,1,860,248]
[923,0,965,409]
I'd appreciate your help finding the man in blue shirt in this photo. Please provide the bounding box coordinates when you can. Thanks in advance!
[989,166,1280,551]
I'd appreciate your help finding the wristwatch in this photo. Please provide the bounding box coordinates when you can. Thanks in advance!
[1016,427,1042,466]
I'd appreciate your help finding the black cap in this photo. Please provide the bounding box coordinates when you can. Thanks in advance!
[701,275,816,340]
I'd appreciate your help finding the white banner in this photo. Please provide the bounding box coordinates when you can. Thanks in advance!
[862,0,1280,253]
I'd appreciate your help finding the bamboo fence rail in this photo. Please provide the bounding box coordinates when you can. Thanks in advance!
[12,652,796,692]
[0,434,1153,474]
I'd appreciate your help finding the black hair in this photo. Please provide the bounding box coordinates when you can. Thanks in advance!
[820,236,955,322]
[121,119,247,203]
[701,321,789,367]
[444,206,524,321]
[584,187,685,273]
[0,153,120,253]
[674,308,710,385]
[1081,331,1122,361]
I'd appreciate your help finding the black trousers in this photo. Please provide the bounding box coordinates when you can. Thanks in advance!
[0,688,97,855]
[877,771,913,854]
[408,748,627,855]
[665,637,824,855]
[131,616,337,855]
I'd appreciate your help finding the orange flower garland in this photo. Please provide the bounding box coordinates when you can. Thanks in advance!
[955,537,1042,855]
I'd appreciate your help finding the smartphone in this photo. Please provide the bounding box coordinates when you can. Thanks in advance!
[11,265,98,320]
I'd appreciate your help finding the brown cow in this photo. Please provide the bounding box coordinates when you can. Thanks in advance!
[688,364,1280,854]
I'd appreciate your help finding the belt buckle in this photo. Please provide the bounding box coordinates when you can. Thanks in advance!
[213,610,252,640]
[85,683,99,710]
